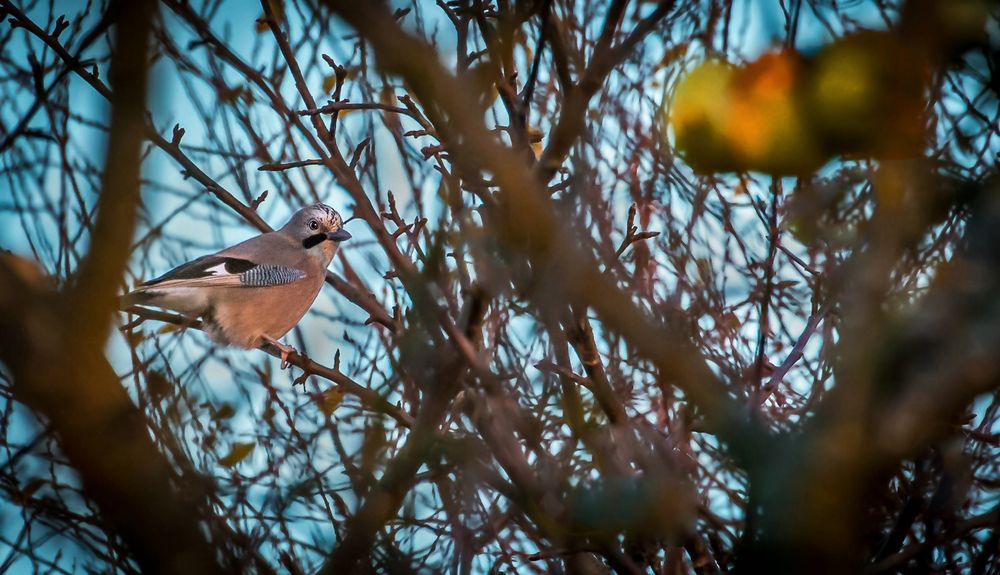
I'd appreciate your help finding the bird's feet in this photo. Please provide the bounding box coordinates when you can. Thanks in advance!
[261,335,297,369]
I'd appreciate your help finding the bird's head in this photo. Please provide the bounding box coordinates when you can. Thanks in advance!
[282,204,351,256]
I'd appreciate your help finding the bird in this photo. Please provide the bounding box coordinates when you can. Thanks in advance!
[121,203,351,367]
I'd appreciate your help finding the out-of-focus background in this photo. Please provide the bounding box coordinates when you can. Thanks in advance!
[0,0,998,573]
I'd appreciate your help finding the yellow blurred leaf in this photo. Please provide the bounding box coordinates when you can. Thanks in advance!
[657,42,688,70]
[319,386,345,415]
[669,59,741,173]
[157,323,181,335]
[531,141,544,159]
[255,0,283,33]
[721,312,741,334]
[125,328,145,347]
[379,85,398,107]
[727,51,820,174]
[806,31,927,159]
[670,53,823,175]
[219,442,255,467]
[527,125,544,159]
[380,86,402,132]
[322,74,336,94]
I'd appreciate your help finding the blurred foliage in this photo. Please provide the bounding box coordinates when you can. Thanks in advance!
[671,0,992,175]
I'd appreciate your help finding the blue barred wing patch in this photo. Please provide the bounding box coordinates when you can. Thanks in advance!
[239,265,306,287]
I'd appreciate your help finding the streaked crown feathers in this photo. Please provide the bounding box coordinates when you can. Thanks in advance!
[304,203,343,228]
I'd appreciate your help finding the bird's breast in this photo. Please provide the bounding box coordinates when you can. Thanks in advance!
[207,274,325,348]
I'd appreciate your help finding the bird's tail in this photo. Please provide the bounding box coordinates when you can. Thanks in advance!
[119,287,155,310]
[119,284,206,315]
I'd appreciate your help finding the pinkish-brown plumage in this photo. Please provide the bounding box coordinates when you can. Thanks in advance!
[122,204,350,358]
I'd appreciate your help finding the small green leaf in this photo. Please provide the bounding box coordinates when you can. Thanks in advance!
[219,442,256,467]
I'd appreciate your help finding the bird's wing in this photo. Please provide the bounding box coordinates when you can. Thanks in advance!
[142,255,306,288]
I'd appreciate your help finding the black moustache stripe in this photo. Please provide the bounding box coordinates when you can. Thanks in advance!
[302,233,327,249]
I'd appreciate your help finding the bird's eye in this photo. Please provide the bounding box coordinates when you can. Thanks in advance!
[308,220,319,230]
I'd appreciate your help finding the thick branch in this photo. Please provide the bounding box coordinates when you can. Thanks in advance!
[0,1,230,571]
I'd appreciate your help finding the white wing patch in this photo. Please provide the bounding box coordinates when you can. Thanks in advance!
[202,262,231,276]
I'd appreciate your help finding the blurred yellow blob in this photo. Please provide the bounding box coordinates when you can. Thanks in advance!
[670,33,932,175]
[809,37,878,149]
[728,52,821,174]
[670,54,821,175]
[807,32,926,157]
[669,60,743,173]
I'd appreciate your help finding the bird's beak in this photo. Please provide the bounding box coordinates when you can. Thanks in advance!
[325,229,352,242]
